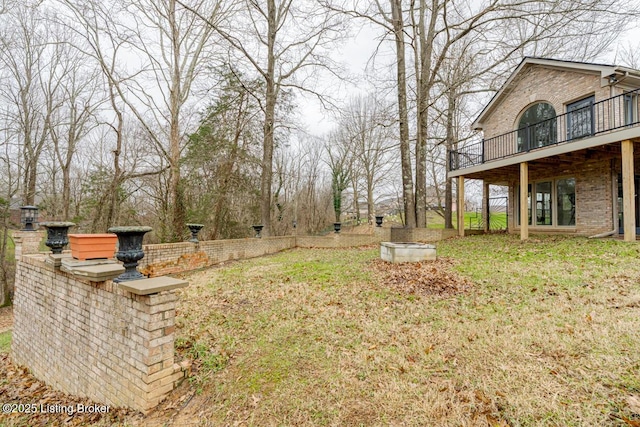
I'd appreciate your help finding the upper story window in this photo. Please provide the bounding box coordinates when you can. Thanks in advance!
[625,92,638,126]
[567,95,595,140]
[517,102,557,152]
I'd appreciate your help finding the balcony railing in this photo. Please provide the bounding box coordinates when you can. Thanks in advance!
[450,89,640,171]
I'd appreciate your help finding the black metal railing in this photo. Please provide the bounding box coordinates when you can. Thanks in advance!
[450,89,640,171]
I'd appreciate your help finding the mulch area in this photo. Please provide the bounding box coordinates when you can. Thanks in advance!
[0,306,13,333]
[371,257,474,297]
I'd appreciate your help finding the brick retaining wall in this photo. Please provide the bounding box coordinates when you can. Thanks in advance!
[295,228,391,248]
[10,226,458,413]
[390,228,458,242]
[12,255,186,413]
[139,228,460,275]
[139,236,296,277]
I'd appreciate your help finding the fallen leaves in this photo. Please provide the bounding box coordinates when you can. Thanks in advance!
[0,354,137,426]
[371,257,473,297]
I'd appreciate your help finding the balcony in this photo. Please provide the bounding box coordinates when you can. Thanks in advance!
[449,89,640,173]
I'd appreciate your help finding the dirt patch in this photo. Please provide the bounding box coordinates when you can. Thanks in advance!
[0,306,13,333]
[0,353,139,426]
[371,257,473,297]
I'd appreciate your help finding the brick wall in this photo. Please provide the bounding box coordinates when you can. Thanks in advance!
[139,236,296,277]
[575,159,614,234]
[482,64,614,139]
[12,254,186,413]
[12,230,44,259]
[390,228,457,242]
[295,228,391,248]
[9,226,458,414]
[140,228,459,274]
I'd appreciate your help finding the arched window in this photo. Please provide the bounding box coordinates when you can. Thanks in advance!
[517,102,557,152]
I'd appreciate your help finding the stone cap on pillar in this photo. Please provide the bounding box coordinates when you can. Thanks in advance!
[116,277,188,295]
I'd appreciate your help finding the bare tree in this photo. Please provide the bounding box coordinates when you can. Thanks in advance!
[59,0,228,240]
[48,53,101,220]
[325,131,352,223]
[615,41,640,69]
[293,135,333,234]
[0,5,67,205]
[180,0,344,236]
[0,124,20,305]
[326,0,638,228]
[339,94,396,223]
[388,0,416,227]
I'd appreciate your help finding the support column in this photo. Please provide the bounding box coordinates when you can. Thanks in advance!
[13,230,45,260]
[520,162,529,241]
[457,176,465,237]
[483,181,490,233]
[622,140,636,241]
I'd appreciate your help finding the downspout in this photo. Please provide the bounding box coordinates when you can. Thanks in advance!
[589,160,618,239]
[589,229,617,239]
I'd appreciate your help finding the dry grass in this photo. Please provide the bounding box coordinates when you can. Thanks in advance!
[141,235,640,427]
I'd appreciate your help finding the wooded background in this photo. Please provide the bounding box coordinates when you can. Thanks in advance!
[1,0,639,303]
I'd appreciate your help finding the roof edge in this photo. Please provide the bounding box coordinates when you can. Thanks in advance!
[471,57,637,130]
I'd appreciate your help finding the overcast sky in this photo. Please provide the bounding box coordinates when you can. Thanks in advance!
[300,20,640,137]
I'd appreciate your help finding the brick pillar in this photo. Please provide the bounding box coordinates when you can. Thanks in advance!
[12,255,188,413]
[134,291,188,411]
[12,230,44,260]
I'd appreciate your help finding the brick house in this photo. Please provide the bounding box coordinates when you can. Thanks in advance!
[449,57,640,241]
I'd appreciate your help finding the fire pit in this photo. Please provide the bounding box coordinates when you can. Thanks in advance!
[380,242,436,263]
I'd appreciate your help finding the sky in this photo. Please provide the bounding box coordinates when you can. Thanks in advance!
[300,20,640,138]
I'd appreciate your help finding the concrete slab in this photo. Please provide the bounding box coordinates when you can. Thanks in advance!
[380,242,436,263]
[61,257,118,269]
[116,277,189,295]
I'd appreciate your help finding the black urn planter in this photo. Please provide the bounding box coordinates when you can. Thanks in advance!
[252,225,264,238]
[41,221,76,254]
[186,223,204,243]
[375,215,384,227]
[333,222,341,234]
[108,226,152,282]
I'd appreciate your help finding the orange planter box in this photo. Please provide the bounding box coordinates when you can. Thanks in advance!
[68,234,118,260]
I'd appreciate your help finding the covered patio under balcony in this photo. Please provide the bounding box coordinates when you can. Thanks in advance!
[450,87,640,241]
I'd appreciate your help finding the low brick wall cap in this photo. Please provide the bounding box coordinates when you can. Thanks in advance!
[61,263,125,282]
[117,277,188,295]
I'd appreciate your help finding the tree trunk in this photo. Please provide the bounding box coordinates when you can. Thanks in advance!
[390,0,416,228]
[168,0,185,242]
[105,123,123,230]
[444,90,456,229]
[0,218,8,306]
[25,161,37,206]
[367,181,374,225]
[260,0,277,237]
[444,178,453,228]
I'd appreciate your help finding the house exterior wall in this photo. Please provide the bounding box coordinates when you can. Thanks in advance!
[506,157,615,235]
[482,65,614,140]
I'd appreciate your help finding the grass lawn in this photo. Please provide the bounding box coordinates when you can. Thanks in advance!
[168,234,640,426]
[0,331,10,353]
